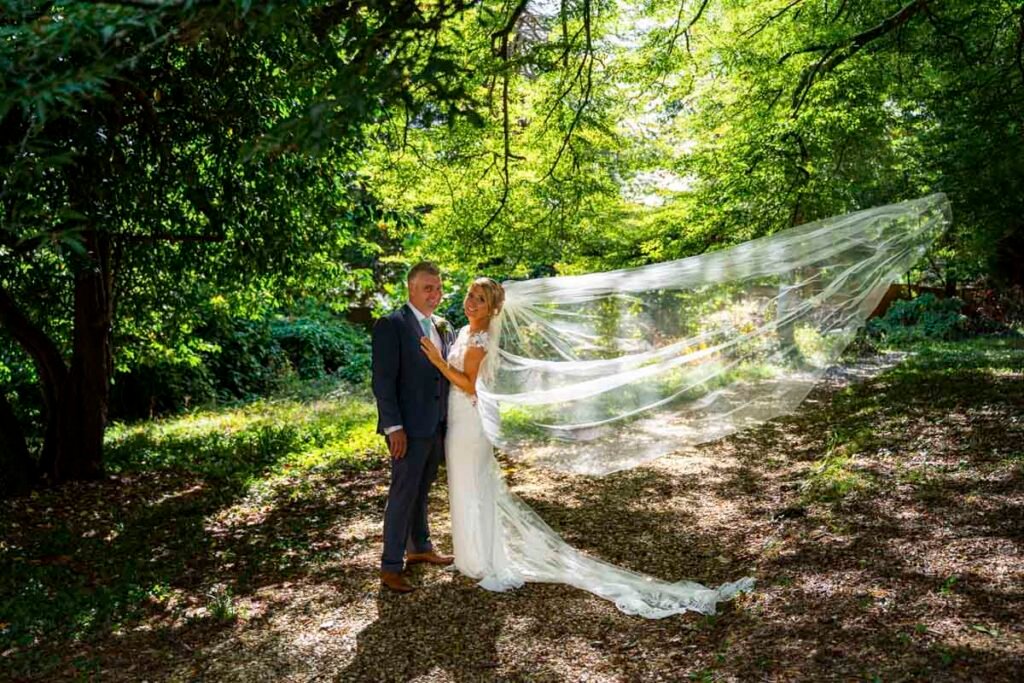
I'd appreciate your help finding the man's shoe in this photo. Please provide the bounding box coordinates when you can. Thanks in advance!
[380,570,415,593]
[406,550,454,566]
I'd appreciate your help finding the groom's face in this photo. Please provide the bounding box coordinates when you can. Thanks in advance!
[409,272,443,315]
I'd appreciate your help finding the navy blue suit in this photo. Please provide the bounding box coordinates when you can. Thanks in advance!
[372,304,453,572]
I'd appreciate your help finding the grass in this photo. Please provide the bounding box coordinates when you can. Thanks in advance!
[800,427,877,505]
[800,450,870,504]
[105,381,386,485]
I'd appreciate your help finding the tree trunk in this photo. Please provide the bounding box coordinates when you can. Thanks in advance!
[0,389,36,497]
[44,233,114,482]
[0,286,66,491]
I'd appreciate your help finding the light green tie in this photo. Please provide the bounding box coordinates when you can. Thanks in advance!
[420,317,432,338]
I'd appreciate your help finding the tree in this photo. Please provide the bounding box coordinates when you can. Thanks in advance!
[369,0,1023,288]
[626,0,1024,278]
[364,0,638,277]
[0,0,483,495]
[5,0,1020,497]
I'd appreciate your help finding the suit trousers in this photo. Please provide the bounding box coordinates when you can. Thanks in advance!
[380,428,444,572]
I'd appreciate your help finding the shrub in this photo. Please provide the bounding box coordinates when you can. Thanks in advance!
[964,285,1024,334]
[0,337,43,438]
[271,314,371,383]
[110,307,371,420]
[111,359,219,420]
[868,293,967,342]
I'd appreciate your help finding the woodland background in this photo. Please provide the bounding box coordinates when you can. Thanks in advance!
[1,1,1022,680]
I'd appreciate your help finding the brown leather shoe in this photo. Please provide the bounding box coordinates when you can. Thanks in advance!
[405,550,454,566]
[380,570,415,593]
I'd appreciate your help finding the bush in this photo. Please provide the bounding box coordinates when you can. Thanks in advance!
[110,307,371,420]
[868,293,967,343]
[964,284,1024,334]
[271,314,371,383]
[112,314,289,419]
[0,336,42,438]
[111,359,218,420]
[200,315,291,400]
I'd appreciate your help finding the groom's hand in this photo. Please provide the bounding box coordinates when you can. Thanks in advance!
[387,429,408,459]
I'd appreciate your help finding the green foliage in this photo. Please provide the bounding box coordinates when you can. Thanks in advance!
[5,0,1024,487]
[111,306,372,419]
[0,0,489,475]
[201,315,290,401]
[801,451,869,505]
[497,359,780,444]
[104,382,385,481]
[868,294,967,343]
[206,584,239,623]
[271,307,371,383]
[360,0,1023,294]
[498,404,557,442]
[0,334,40,434]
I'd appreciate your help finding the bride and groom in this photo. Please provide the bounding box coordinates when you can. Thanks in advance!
[371,261,753,618]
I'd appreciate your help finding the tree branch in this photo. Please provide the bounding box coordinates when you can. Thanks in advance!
[791,44,838,113]
[560,0,570,69]
[743,0,806,40]
[479,0,532,239]
[543,0,593,182]
[490,0,530,51]
[921,4,974,63]
[787,0,930,114]
[479,66,512,239]
[665,0,710,60]
[116,232,226,245]
[778,42,834,65]
[77,0,217,9]
[831,0,850,24]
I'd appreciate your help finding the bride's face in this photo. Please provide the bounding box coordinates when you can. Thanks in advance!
[463,286,490,324]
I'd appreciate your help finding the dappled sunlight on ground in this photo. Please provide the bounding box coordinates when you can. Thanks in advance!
[2,338,1022,680]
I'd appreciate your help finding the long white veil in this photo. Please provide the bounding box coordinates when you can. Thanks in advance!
[477,193,951,475]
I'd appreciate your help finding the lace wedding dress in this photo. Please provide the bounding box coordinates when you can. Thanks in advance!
[444,326,754,618]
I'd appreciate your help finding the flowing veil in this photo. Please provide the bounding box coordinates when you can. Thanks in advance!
[477,194,951,475]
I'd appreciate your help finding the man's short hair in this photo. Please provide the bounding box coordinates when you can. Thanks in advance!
[407,261,441,283]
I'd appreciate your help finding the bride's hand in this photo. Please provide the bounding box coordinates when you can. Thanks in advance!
[419,337,443,367]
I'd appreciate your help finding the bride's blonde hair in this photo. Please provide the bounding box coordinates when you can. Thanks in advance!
[471,277,504,318]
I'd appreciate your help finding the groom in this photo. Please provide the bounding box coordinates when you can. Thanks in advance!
[372,261,455,593]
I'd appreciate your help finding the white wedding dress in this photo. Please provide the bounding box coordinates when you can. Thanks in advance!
[444,326,754,618]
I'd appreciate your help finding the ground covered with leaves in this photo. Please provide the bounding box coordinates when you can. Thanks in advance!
[2,337,1022,681]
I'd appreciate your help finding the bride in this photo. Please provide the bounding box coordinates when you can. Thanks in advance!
[419,277,754,618]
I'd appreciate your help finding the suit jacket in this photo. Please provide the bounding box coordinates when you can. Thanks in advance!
[371,304,454,438]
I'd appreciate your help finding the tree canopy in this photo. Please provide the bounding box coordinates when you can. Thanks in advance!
[368,0,1023,283]
[0,0,487,492]
[2,0,1022,495]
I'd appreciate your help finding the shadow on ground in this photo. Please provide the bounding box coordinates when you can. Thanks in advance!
[2,338,1022,681]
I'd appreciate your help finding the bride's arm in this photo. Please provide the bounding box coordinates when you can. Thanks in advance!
[420,338,485,395]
